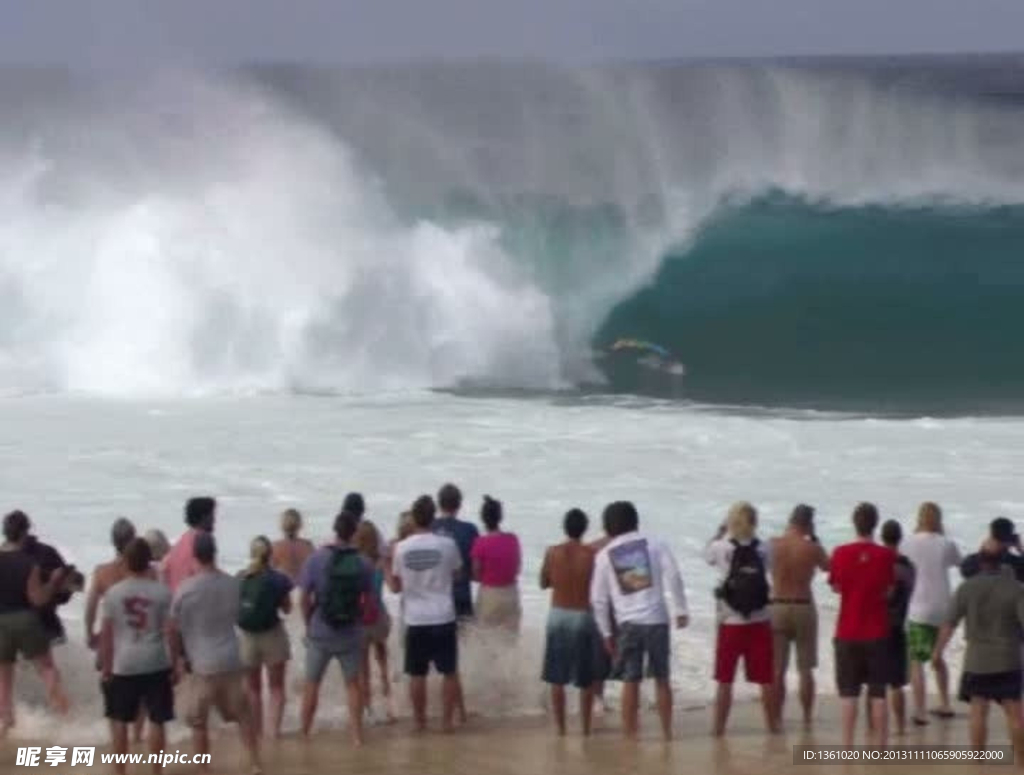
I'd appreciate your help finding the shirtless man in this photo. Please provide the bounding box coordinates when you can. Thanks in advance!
[271,509,314,585]
[769,504,829,729]
[86,519,139,650]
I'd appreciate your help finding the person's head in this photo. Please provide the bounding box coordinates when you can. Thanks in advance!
[333,511,360,543]
[437,483,462,515]
[881,519,903,549]
[354,520,381,562]
[341,493,365,520]
[110,517,136,556]
[916,502,944,534]
[480,496,503,532]
[281,509,303,539]
[603,501,639,538]
[979,537,1005,570]
[789,504,815,536]
[143,529,170,562]
[726,502,758,542]
[248,535,272,574]
[396,510,416,541]
[185,497,217,532]
[411,495,437,529]
[123,537,153,575]
[564,508,588,540]
[990,517,1018,547]
[852,502,879,538]
[193,532,217,567]
[2,510,30,544]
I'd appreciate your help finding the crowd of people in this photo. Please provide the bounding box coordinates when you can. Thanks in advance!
[0,488,1022,772]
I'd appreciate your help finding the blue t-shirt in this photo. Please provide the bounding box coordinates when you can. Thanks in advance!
[298,545,374,644]
[432,516,479,616]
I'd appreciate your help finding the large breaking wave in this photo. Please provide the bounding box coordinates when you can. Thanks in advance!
[1,58,1023,406]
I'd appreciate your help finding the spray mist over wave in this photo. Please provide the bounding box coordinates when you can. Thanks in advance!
[1,61,1023,398]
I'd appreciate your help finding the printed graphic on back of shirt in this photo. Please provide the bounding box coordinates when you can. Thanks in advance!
[609,539,654,594]
[405,549,442,572]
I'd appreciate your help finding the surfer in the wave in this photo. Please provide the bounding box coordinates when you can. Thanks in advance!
[593,339,686,397]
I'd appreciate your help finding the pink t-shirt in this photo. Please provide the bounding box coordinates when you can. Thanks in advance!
[470,532,521,587]
[162,529,199,594]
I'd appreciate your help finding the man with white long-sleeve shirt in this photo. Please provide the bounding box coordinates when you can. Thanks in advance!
[590,501,688,740]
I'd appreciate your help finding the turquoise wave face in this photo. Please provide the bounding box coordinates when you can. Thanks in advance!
[596,195,1024,412]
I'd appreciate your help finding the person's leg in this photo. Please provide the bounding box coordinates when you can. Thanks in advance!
[655,680,673,741]
[1001,699,1023,755]
[580,685,595,737]
[0,662,14,734]
[621,681,640,739]
[840,697,858,748]
[969,697,988,750]
[713,683,733,738]
[373,640,393,721]
[910,661,927,722]
[32,651,69,714]
[891,687,906,736]
[110,721,129,775]
[798,669,816,729]
[246,666,264,739]
[267,663,286,739]
[550,685,567,736]
[301,642,329,738]
[133,707,146,745]
[771,629,790,728]
[409,677,428,732]
[192,724,211,773]
[344,675,364,747]
[148,724,166,775]
[933,655,952,714]
[438,622,460,734]
[441,674,459,733]
[750,622,778,734]
[869,693,889,747]
[359,642,373,719]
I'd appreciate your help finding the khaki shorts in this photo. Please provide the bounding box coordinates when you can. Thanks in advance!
[0,610,50,664]
[475,585,521,630]
[239,624,291,668]
[365,612,392,646]
[178,672,251,728]
[771,602,818,673]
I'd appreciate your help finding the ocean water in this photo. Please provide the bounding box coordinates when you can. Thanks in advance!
[0,393,1016,738]
[1,54,1023,737]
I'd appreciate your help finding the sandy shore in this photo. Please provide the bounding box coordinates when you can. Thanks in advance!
[1,697,1017,774]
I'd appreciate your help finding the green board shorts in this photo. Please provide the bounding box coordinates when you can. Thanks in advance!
[906,621,939,663]
[0,610,50,664]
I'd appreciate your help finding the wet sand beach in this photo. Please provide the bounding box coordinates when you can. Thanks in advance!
[1,697,1016,775]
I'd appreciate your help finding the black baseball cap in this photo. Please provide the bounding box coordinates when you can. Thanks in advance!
[990,517,1018,545]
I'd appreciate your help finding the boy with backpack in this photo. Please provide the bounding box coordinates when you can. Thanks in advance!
[705,502,777,737]
[297,511,375,746]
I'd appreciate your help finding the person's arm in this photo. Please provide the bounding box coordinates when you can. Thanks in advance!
[659,542,689,627]
[278,575,293,616]
[98,607,115,682]
[26,564,66,607]
[539,548,552,590]
[933,588,965,663]
[946,540,962,568]
[590,552,614,644]
[828,548,841,592]
[84,568,102,648]
[470,540,483,583]
[386,542,404,594]
[704,527,727,565]
[513,535,522,579]
[816,542,831,572]
[166,592,186,681]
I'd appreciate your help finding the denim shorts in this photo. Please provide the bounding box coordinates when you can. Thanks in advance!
[541,608,601,688]
[305,630,364,684]
[613,623,670,682]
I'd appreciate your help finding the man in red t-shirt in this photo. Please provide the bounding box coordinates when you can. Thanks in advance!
[829,503,896,747]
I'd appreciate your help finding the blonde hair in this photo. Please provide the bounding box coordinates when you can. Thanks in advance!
[917,502,943,534]
[726,502,758,542]
[247,535,272,575]
[143,529,170,562]
[354,520,381,562]
[281,509,302,539]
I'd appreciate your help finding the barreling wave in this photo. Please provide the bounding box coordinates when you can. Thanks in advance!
[0,57,1023,407]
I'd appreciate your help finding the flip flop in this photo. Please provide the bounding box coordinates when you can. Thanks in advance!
[929,709,955,719]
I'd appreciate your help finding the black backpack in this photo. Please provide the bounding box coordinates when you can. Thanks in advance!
[720,539,770,618]
[237,570,281,633]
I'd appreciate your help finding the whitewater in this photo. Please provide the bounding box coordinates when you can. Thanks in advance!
[1,56,1023,738]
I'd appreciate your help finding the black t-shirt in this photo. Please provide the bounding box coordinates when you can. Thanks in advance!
[0,548,35,614]
[960,549,1024,583]
[22,536,69,640]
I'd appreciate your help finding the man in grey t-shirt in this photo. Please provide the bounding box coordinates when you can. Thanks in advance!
[100,538,173,775]
[169,533,260,774]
